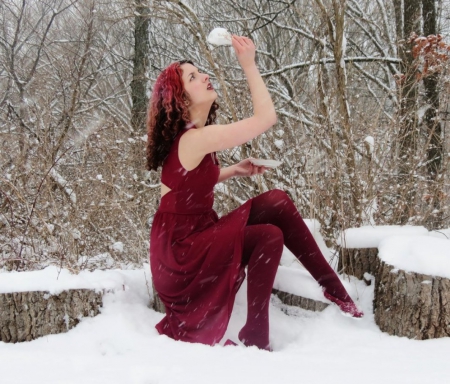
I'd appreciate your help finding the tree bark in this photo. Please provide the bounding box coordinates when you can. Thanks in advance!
[131,0,150,133]
[272,288,329,312]
[374,260,450,339]
[151,280,166,314]
[422,0,444,227]
[396,0,422,223]
[338,247,379,281]
[314,0,362,226]
[0,289,103,343]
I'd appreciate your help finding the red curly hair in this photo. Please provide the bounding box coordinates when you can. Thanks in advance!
[146,60,219,171]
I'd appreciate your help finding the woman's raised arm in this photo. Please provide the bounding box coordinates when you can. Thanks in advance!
[184,35,277,155]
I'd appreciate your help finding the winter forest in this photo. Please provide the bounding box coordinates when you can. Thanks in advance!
[1,0,450,271]
[1,1,450,382]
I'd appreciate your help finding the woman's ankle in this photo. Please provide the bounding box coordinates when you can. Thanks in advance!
[238,325,271,351]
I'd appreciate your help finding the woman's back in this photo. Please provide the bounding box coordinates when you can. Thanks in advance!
[158,128,219,215]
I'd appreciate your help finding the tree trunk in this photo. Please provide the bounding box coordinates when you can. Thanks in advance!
[422,0,444,227]
[131,0,150,133]
[314,0,362,226]
[396,0,422,223]
[338,247,379,282]
[0,289,103,343]
[374,260,450,339]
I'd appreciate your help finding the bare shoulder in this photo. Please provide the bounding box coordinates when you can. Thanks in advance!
[178,129,206,171]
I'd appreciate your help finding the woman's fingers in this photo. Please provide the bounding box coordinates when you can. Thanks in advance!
[250,165,263,176]
[232,35,254,51]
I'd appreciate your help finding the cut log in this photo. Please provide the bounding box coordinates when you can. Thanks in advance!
[374,261,450,339]
[338,247,379,281]
[151,285,328,315]
[0,289,103,343]
[272,288,329,312]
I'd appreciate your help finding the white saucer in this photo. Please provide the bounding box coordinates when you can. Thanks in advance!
[249,158,282,168]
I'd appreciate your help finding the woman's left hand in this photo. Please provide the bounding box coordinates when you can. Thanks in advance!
[233,158,268,177]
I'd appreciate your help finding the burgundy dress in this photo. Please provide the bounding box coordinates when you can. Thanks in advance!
[150,128,252,345]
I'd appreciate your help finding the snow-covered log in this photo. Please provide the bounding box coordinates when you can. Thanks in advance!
[0,289,103,343]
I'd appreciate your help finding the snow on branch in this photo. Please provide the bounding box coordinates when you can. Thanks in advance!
[261,57,401,77]
[49,169,77,204]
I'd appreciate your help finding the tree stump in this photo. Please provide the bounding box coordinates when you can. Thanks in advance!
[272,289,329,312]
[374,261,450,339]
[338,247,379,281]
[0,289,103,343]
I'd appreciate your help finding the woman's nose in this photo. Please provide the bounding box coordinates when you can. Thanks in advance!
[203,73,209,82]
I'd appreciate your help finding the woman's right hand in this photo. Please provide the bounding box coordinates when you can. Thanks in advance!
[232,35,256,70]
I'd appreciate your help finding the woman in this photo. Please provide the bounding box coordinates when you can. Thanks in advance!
[147,35,363,351]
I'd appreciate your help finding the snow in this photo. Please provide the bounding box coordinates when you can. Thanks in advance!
[364,135,374,154]
[2,226,450,383]
[112,241,124,253]
[0,265,137,294]
[1,262,450,383]
[378,235,450,279]
[274,139,284,149]
[50,169,77,204]
[337,225,429,248]
[429,228,450,239]
[207,27,232,46]
[275,265,336,302]
[338,225,450,277]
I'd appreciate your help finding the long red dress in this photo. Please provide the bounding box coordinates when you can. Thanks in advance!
[150,128,252,345]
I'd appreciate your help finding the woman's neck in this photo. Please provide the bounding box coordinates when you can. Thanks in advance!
[189,106,209,128]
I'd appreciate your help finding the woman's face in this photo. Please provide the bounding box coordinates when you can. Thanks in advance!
[180,63,217,110]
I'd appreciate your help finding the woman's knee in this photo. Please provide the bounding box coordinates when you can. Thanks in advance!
[259,224,284,253]
[244,224,284,248]
[262,189,292,206]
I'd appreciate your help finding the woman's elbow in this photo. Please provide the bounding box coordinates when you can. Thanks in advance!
[268,111,277,127]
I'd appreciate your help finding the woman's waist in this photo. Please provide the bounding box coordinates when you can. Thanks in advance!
[152,209,218,238]
[158,190,214,214]
[155,207,216,216]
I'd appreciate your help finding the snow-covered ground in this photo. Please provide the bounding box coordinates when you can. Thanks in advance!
[1,225,450,384]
